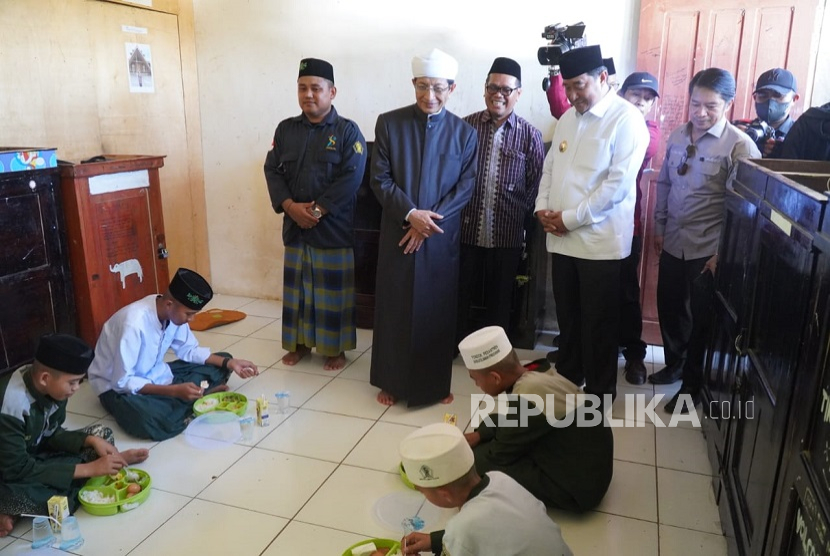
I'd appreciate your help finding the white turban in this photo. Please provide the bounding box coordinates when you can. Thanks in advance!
[411,48,458,80]
[458,326,512,370]
[400,423,474,488]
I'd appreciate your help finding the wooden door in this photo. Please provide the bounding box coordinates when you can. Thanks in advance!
[636,0,821,345]
[0,168,75,373]
[726,186,825,555]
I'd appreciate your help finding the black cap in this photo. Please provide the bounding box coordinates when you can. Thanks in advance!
[621,71,660,97]
[35,334,94,375]
[754,68,797,95]
[298,58,334,84]
[602,57,616,76]
[488,57,521,81]
[169,268,213,310]
[559,45,603,80]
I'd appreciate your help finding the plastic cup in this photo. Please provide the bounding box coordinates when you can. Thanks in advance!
[31,516,55,549]
[275,391,291,414]
[239,415,255,441]
[58,515,84,550]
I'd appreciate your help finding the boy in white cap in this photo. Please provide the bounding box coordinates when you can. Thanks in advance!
[88,268,259,440]
[458,326,614,512]
[399,423,572,555]
[370,48,477,407]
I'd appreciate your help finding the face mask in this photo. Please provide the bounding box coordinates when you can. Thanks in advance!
[756,99,790,124]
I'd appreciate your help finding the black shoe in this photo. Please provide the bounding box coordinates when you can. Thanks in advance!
[624,359,647,385]
[664,387,700,414]
[546,350,559,364]
[648,364,683,385]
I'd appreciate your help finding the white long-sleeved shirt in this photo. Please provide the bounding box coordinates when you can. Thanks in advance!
[534,89,649,260]
[87,295,211,395]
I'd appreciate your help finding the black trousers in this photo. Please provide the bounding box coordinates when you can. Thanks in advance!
[457,244,523,341]
[551,253,620,398]
[656,252,715,390]
[619,236,647,361]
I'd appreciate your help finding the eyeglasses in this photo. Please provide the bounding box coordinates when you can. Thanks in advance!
[485,84,518,96]
[752,90,785,102]
[677,144,697,176]
[414,83,449,94]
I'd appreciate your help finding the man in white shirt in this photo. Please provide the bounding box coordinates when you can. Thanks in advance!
[88,268,258,440]
[535,45,649,400]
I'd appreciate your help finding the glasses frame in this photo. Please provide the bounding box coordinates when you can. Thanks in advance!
[677,144,697,176]
[414,83,450,95]
[485,84,519,97]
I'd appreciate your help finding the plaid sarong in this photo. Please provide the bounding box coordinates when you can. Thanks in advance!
[282,243,356,356]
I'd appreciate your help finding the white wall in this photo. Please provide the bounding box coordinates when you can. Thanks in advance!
[192,0,642,298]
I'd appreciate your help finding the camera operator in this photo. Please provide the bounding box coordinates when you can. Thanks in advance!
[733,68,799,158]
[781,101,830,161]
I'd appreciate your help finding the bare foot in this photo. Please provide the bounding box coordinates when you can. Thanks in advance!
[440,393,454,404]
[205,384,230,395]
[282,346,311,366]
[122,448,150,465]
[0,514,17,538]
[323,352,347,371]
[377,390,397,406]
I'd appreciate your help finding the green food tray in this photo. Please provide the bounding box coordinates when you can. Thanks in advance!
[399,462,415,490]
[79,468,152,516]
[342,538,401,556]
[193,391,248,417]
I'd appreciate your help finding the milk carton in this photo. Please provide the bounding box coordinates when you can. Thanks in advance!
[256,395,270,427]
[47,495,69,532]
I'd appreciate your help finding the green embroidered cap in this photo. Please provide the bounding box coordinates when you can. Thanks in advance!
[169,267,213,310]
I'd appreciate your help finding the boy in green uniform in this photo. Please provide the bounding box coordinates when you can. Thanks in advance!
[459,326,614,512]
[0,334,148,537]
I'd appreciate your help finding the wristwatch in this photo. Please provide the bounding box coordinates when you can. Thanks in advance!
[310,204,323,218]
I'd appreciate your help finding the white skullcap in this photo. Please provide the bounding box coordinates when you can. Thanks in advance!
[458,326,512,370]
[411,48,458,80]
[400,423,474,488]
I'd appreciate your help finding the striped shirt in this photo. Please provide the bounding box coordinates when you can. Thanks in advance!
[461,110,545,248]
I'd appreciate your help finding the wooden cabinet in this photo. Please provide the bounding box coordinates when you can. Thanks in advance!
[59,155,170,347]
[0,149,75,374]
[704,159,830,556]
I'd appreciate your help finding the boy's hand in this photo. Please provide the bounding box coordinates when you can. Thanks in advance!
[175,382,204,401]
[85,435,117,458]
[229,358,258,378]
[401,532,431,554]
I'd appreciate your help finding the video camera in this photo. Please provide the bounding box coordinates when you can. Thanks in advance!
[538,22,587,91]
[743,119,776,143]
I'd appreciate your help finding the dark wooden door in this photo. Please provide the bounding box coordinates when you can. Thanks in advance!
[725,179,826,555]
[702,162,767,479]
[636,0,821,345]
[0,167,75,373]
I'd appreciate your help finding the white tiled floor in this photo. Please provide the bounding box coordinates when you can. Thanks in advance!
[0,294,728,555]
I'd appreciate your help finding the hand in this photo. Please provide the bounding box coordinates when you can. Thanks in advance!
[401,532,431,555]
[703,254,718,275]
[536,210,567,236]
[86,453,128,478]
[175,382,204,401]
[399,227,425,254]
[286,201,320,229]
[85,435,117,458]
[229,359,259,378]
[464,431,481,449]
[407,209,444,237]
[654,235,664,256]
[762,137,776,157]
